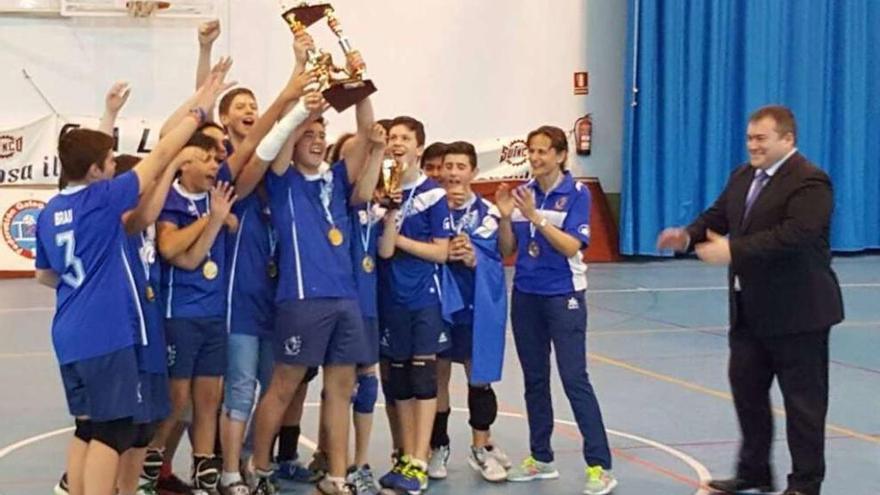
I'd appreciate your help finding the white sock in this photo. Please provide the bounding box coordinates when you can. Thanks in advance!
[221,471,242,486]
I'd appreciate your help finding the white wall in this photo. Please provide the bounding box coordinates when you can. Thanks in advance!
[0,0,627,191]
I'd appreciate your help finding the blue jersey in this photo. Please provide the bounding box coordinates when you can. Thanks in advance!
[266,161,356,302]
[35,172,141,364]
[124,227,166,373]
[159,163,232,319]
[512,172,591,295]
[379,174,452,309]
[226,192,277,337]
[350,202,384,319]
[447,194,500,325]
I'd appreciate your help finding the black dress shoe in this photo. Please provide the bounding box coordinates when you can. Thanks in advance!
[707,477,776,493]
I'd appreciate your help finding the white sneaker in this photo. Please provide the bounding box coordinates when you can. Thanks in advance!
[506,456,560,482]
[583,465,618,495]
[467,445,507,482]
[485,443,512,469]
[426,445,450,479]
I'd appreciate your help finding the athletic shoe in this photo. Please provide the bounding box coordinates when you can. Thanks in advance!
[53,473,69,495]
[157,472,193,494]
[136,477,160,495]
[274,458,316,483]
[426,445,450,479]
[467,445,507,482]
[315,477,354,494]
[506,456,560,482]
[406,459,429,493]
[378,456,420,494]
[486,443,512,469]
[346,464,380,495]
[307,450,329,480]
[583,465,618,495]
[252,476,276,495]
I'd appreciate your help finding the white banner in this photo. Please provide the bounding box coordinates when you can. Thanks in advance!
[0,188,56,271]
[0,115,58,186]
[474,133,578,181]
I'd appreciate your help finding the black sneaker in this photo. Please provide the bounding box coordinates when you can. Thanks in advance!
[53,472,69,495]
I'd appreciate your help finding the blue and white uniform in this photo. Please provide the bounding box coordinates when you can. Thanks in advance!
[509,171,612,469]
[223,191,277,421]
[124,227,170,424]
[158,164,232,379]
[350,202,384,366]
[378,173,453,360]
[265,161,364,367]
[35,172,143,421]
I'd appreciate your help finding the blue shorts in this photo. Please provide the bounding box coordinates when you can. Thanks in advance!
[135,372,171,424]
[59,346,142,422]
[274,298,365,367]
[438,322,473,364]
[379,304,450,361]
[165,317,227,378]
[358,317,380,367]
[223,333,274,422]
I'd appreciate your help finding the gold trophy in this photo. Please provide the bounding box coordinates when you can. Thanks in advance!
[281,2,377,112]
[378,158,408,209]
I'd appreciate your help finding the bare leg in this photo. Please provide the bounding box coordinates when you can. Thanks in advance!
[252,364,308,470]
[322,365,357,477]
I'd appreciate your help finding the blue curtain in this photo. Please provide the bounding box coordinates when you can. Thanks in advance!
[621,0,880,255]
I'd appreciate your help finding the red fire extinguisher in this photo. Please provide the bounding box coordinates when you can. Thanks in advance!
[574,114,592,156]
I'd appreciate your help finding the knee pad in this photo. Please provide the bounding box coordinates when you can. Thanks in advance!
[73,418,92,443]
[142,447,164,481]
[90,418,138,454]
[467,385,498,431]
[352,373,379,414]
[132,421,158,449]
[388,361,413,401]
[410,358,438,400]
[191,454,221,490]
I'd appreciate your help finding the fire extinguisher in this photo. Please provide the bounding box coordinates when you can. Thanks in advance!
[574,114,592,156]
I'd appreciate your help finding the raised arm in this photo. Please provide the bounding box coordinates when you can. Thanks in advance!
[98,81,130,135]
[196,20,221,90]
[350,124,386,205]
[133,59,233,194]
[122,149,186,235]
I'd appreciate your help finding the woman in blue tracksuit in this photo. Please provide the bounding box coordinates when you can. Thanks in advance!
[496,125,617,495]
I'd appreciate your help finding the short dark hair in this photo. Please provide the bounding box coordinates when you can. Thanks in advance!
[197,121,224,134]
[329,132,355,164]
[185,132,220,153]
[443,141,477,169]
[218,87,256,117]
[389,116,425,147]
[58,128,115,182]
[526,125,569,170]
[421,142,447,168]
[749,105,797,143]
[114,154,141,177]
[376,119,393,132]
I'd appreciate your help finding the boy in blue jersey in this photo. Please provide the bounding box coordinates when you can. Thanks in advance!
[428,141,511,483]
[35,66,230,495]
[241,76,377,494]
[376,116,452,494]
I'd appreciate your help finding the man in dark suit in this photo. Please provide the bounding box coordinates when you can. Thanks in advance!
[657,105,844,495]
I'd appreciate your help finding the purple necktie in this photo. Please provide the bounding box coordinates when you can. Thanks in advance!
[742,170,769,222]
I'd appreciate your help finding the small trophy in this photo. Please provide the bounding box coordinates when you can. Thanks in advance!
[281,2,377,112]
[378,158,408,209]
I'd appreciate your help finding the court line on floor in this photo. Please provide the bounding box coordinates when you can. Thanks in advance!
[587,282,880,294]
[589,352,880,445]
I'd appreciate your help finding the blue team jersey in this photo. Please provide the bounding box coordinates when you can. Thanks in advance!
[159,163,232,319]
[512,172,591,295]
[447,194,500,325]
[124,227,166,373]
[226,192,277,337]
[35,172,141,364]
[350,202,384,319]
[266,161,356,302]
[379,174,452,309]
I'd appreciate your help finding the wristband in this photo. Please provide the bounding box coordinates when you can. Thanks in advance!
[188,107,207,126]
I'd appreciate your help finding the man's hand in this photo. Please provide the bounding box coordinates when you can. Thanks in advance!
[104,81,131,115]
[656,227,689,252]
[283,70,319,101]
[495,183,515,219]
[198,19,221,47]
[209,181,237,223]
[194,57,235,112]
[695,229,731,265]
[369,123,387,148]
[293,30,315,65]
[224,212,239,233]
[345,50,366,75]
[303,91,329,119]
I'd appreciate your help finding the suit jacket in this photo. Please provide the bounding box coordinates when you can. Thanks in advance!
[686,152,844,336]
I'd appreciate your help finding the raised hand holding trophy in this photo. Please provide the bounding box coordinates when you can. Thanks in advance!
[280,2,377,112]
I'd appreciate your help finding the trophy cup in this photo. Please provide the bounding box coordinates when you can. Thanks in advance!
[378,158,408,209]
[280,2,377,112]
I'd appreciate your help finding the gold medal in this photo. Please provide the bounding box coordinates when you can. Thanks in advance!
[328,227,344,246]
[202,259,219,280]
[362,254,375,273]
[145,285,156,302]
[527,240,541,258]
[267,260,278,279]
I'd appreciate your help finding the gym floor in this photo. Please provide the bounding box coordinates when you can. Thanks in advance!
[1,256,878,494]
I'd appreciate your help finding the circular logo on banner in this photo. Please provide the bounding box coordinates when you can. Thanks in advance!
[499,139,529,166]
[2,199,45,259]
